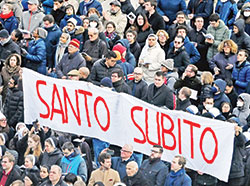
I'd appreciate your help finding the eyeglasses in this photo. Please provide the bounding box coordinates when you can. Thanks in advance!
[88,33,97,37]
[174,41,182,44]
[151,150,160,153]
[0,119,7,122]
[134,72,142,75]
[120,149,131,153]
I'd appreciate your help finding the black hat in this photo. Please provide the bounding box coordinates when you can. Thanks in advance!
[26,172,40,185]
[0,29,9,38]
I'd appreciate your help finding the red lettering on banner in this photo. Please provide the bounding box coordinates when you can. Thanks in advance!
[78,90,93,127]
[36,80,50,118]
[50,84,65,123]
[178,118,182,154]
[161,113,176,150]
[131,106,146,144]
[183,119,201,159]
[145,110,161,146]
[200,127,218,164]
[63,88,81,126]
[94,96,110,131]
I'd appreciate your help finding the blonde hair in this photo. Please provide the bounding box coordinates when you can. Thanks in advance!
[156,29,169,40]
[218,39,238,54]
[201,71,214,85]
[24,134,42,158]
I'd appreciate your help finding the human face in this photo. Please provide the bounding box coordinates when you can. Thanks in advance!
[222,103,230,113]
[237,51,247,63]
[133,69,143,82]
[137,15,144,26]
[11,30,17,41]
[24,158,33,169]
[120,146,132,160]
[150,147,162,159]
[88,31,98,41]
[176,14,185,24]
[105,57,117,67]
[111,73,121,83]
[106,23,115,33]
[101,158,111,169]
[32,29,39,38]
[49,166,60,183]
[126,32,135,43]
[63,149,73,157]
[154,75,164,88]
[1,157,13,172]
[68,44,78,54]
[225,85,233,94]
[110,4,120,14]
[83,19,89,29]
[28,3,37,12]
[148,36,156,47]
[171,157,182,172]
[174,38,183,49]
[67,22,75,31]
[223,43,231,55]
[185,66,195,78]
[24,176,33,186]
[160,66,168,73]
[45,141,54,153]
[158,32,167,43]
[233,25,239,34]
[60,33,68,44]
[194,17,204,30]
[126,163,138,177]
[8,78,15,88]
[0,117,7,127]
[27,138,37,149]
[144,2,152,11]
[54,1,62,8]
[1,5,10,14]
[66,7,73,15]
[204,98,214,107]
[9,56,17,67]
[43,20,53,28]
[210,20,219,28]
[177,29,186,38]
[40,166,49,179]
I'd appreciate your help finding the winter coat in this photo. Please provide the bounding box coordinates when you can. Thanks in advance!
[116,39,136,67]
[60,150,88,182]
[55,35,70,67]
[40,177,68,186]
[170,36,200,64]
[135,26,154,49]
[176,98,192,111]
[231,19,250,53]
[130,41,141,63]
[226,88,238,108]
[206,20,230,61]
[209,52,237,80]
[44,24,62,69]
[0,0,22,22]
[90,59,122,86]
[128,79,148,101]
[3,87,24,128]
[120,0,135,15]
[113,79,132,94]
[105,31,120,49]
[50,6,66,26]
[0,15,18,34]
[0,166,22,186]
[164,168,192,186]
[0,38,20,63]
[122,171,150,186]
[213,79,231,109]
[167,46,190,75]
[56,51,86,78]
[233,93,250,126]
[215,0,238,28]
[200,84,213,103]
[25,38,47,75]
[41,148,63,168]
[139,42,165,83]
[187,0,214,28]
[140,158,169,186]
[63,26,84,51]
[157,0,187,26]
[147,83,174,109]
[165,71,179,91]
[60,14,82,29]
[20,10,45,33]
[78,0,102,16]
[238,3,250,36]
[232,60,250,94]
[147,10,165,33]
[41,0,54,14]
[167,23,192,42]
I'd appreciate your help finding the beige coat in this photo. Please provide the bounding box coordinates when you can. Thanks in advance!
[88,168,120,186]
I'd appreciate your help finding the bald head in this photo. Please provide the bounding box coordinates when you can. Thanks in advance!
[79,67,90,79]
[120,144,133,160]
[126,161,138,177]
[133,67,143,82]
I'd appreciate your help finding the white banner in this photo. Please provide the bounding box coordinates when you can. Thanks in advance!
[23,68,235,182]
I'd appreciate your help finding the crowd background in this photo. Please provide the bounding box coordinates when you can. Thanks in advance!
[0,0,249,185]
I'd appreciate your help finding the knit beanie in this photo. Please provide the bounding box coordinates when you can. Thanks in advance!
[69,39,80,49]
[0,29,9,38]
[100,77,113,88]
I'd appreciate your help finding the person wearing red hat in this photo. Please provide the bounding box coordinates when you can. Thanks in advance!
[56,38,86,79]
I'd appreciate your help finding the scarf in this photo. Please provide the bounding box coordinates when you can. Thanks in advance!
[105,31,118,40]
[0,11,14,19]
[82,0,94,15]
[168,169,185,186]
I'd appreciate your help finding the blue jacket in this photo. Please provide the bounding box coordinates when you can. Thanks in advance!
[213,79,231,109]
[215,0,238,28]
[60,150,88,182]
[44,24,62,68]
[41,0,54,14]
[60,14,82,29]
[26,38,47,75]
[187,0,213,19]
[170,37,200,64]
[232,60,250,94]
[157,0,187,25]
[164,169,191,186]
[0,16,19,34]
[78,0,103,16]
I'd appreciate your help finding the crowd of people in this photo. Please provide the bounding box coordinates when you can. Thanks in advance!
[0,0,249,185]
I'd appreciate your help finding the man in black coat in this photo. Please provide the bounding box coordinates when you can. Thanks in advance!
[128,67,148,101]
[50,0,66,26]
[111,68,132,94]
[176,87,192,111]
[90,50,122,86]
[0,153,21,186]
[147,71,174,109]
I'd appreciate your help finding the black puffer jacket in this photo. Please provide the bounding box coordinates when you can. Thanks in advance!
[90,59,122,86]
[0,38,20,66]
[123,171,150,186]
[113,79,132,94]
[41,148,63,168]
[3,87,24,128]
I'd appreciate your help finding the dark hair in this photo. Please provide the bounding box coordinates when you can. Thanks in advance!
[93,182,105,186]
[43,14,54,24]
[175,155,186,168]
[111,68,124,78]
[238,49,249,57]
[105,50,117,59]
[174,35,184,42]
[180,87,191,98]
[65,4,75,14]
[144,0,157,9]
[176,25,188,33]
[135,12,150,31]
[98,152,111,164]
[194,16,204,21]
[12,29,23,41]
[187,64,198,75]
[155,71,164,78]
[126,29,137,39]
[64,173,77,184]
[209,13,220,22]
[153,145,163,153]
[62,141,74,151]
[225,79,233,87]
[176,11,186,17]
[106,21,116,29]
[54,0,63,3]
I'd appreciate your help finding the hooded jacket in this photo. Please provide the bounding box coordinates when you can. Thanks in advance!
[233,93,250,126]
[231,19,250,52]
[0,37,20,63]
[213,79,231,109]
[55,33,71,66]
[112,78,132,94]
[20,10,45,33]
[0,14,18,34]
[60,14,82,30]
[78,0,103,16]
[41,148,63,168]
